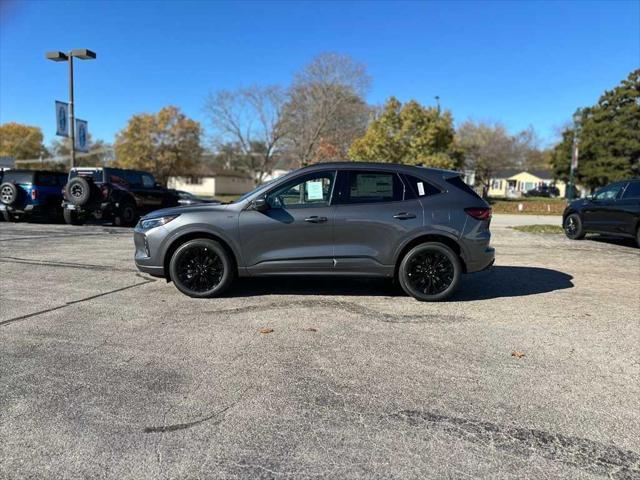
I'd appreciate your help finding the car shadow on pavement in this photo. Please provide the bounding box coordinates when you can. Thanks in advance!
[228,266,573,300]
[455,266,573,301]
[586,235,638,249]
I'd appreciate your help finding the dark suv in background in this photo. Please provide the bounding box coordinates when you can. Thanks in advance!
[563,178,640,247]
[63,167,180,226]
[133,162,495,301]
[0,169,68,222]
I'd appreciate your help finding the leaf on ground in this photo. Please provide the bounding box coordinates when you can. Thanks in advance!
[511,351,526,359]
[303,328,318,332]
[259,328,274,334]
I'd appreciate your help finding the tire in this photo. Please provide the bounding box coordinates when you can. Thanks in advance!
[0,182,18,206]
[114,202,138,227]
[563,213,585,240]
[66,177,93,206]
[63,208,85,226]
[169,239,235,298]
[398,242,461,301]
[1,209,19,222]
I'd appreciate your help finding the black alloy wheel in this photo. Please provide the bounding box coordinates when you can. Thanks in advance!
[399,242,461,301]
[563,213,585,240]
[169,239,234,298]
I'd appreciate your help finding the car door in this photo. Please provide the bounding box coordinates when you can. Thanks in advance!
[239,170,336,274]
[616,181,640,235]
[332,169,423,275]
[582,182,625,232]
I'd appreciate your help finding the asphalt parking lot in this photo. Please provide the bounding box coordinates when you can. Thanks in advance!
[1,218,639,479]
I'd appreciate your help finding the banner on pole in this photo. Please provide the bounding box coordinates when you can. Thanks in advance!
[75,119,89,152]
[55,101,69,137]
[571,144,579,170]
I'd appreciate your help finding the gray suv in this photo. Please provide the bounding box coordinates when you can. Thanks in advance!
[134,162,494,301]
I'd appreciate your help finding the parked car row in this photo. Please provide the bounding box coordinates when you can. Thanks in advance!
[0,167,217,225]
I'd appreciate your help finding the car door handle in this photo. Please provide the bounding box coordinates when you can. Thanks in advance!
[393,212,416,220]
[304,216,328,223]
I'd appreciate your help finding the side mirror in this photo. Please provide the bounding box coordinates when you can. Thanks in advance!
[253,198,269,212]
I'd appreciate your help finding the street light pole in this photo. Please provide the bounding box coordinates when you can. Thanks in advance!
[46,49,96,169]
[568,108,583,201]
[68,54,75,167]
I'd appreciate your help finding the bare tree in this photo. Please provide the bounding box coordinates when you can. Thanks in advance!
[456,120,517,197]
[204,85,286,183]
[282,53,371,166]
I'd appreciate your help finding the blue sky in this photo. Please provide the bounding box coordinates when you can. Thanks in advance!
[1,0,638,148]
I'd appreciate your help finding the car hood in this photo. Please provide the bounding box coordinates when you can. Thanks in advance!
[568,198,589,210]
[141,203,236,219]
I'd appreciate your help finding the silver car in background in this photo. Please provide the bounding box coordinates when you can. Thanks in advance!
[134,162,494,301]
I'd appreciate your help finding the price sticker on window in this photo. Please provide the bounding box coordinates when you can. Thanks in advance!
[307,181,324,200]
[417,182,425,196]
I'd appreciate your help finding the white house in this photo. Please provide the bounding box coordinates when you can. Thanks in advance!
[168,169,254,198]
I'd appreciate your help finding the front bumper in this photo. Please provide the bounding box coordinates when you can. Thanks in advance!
[133,227,166,278]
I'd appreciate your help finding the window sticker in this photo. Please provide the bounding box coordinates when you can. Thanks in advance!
[307,181,324,200]
[355,174,392,196]
[417,182,425,196]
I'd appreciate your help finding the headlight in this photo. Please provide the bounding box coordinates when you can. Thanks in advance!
[139,215,179,230]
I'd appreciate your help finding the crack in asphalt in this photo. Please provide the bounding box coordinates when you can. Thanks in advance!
[210,299,464,324]
[0,256,136,273]
[0,274,156,327]
[390,409,640,479]
[143,387,251,433]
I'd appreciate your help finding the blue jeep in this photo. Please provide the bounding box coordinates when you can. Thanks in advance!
[0,170,68,222]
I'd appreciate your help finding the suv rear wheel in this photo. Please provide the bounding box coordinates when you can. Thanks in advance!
[169,239,234,298]
[63,208,86,226]
[114,202,138,227]
[398,242,461,301]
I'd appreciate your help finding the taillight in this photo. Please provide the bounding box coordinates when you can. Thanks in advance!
[465,207,492,220]
[31,190,37,200]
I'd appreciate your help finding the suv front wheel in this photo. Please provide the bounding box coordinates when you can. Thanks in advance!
[114,202,138,227]
[169,239,234,298]
[398,242,461,301]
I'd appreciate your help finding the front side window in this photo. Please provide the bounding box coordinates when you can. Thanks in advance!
[594,183,623,201]
[622,182,640,199]
[341,170,403,204]
[266,172,335,208]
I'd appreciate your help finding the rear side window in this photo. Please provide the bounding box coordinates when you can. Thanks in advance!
[125,171,143,187]
[622,182,640,199]
[34,172,60,186]
[70,169,104,183]
[446,176,482,200]
[341,170,403,204]
[3,171,34,184]
[402,174,441,198]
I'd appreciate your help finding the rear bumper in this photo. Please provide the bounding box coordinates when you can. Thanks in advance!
[0,203,46,214]
[465,246,495,273]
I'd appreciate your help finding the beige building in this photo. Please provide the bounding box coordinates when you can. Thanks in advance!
[487,169,571,198]
[168,169,254,198]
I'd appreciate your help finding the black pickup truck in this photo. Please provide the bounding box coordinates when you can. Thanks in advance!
[62,167,180,226]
